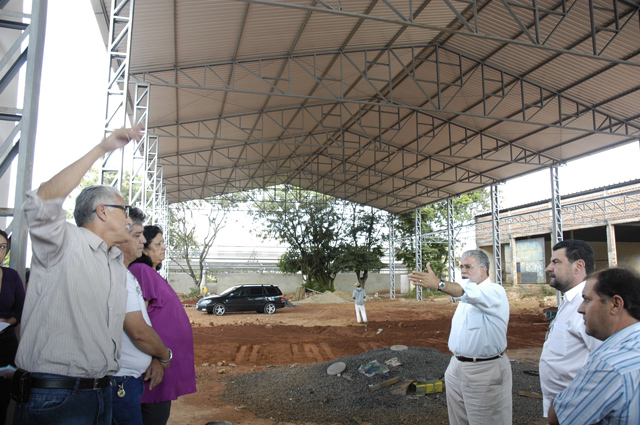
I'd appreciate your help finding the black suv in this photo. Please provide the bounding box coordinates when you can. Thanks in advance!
[196,284,285,315]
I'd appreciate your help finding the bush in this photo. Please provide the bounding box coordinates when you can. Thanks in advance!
[187,287,203,299]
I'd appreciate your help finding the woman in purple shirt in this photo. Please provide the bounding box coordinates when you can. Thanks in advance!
[129,225,196,425]
[0,229,25,425]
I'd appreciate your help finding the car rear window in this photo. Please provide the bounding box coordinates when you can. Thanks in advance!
[264,286,281,296]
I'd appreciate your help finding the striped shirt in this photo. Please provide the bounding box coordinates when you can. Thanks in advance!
[554,321,640,425]
[15,190,128,378]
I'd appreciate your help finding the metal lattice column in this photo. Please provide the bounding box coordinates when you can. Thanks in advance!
[491,186,502,285]
[101,0,135,189]
[2,1,47,280]
[550,166,563,305]
[447,198,455,282]
[129,83,150,206]
[550,167,564,245]
[388,215,396,299]
[415,207,422,301]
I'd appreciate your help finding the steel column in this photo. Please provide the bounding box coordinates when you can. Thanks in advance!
[4,0,47,281]
[550,166,563,304]
[388,215,396,299]
[447,198,455,282]
[101,0,135,189]
[491,185,502,285]
[415,207,422,300]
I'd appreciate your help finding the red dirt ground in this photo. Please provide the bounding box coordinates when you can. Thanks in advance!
[169,294,551,425]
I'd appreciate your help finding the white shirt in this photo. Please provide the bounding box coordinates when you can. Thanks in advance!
[116,271,153,377]
[539,281,602,417]
[448,277,510,358]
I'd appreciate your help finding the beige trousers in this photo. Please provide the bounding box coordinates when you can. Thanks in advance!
[445,355,512,425]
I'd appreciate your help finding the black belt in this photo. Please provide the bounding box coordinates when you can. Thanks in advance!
[455,352,503,363]
[30,376,112,390]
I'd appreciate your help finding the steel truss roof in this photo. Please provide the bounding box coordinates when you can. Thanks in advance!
[93,0,640,214]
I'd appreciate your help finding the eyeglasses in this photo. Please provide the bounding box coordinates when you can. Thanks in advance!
[94,204,131,217]
[459,264,475,270]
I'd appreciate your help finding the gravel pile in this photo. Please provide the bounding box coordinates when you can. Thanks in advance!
[222,346,543,424]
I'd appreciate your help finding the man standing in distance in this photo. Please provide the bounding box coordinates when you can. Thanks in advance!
[113,207,172,425]
[549,267,640,424]
[409,250,511,425]
[539,240,602,418]
[12,125,143,425]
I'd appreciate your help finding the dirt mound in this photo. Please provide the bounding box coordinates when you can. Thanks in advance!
[295,290,351,304]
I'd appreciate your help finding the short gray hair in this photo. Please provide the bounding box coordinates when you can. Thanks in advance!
[462,249,490,273]
[74,185,122,227]
[128,207,146,228]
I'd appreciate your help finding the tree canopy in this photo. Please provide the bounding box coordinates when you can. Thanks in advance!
[247,185,387,291]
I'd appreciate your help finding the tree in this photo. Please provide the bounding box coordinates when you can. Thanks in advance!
[333,204,387,289]
[394,190,490,277]
[169,195,240,290]
[248,185,388,291]
[248,185,344,291]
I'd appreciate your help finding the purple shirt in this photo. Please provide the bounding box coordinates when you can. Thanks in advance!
[129,263,196,402]
[0,267,25,340]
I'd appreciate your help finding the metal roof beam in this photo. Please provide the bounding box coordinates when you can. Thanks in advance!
[132,45,640,136]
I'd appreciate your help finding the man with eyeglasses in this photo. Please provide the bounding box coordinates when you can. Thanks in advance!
[12,125,144,425]
[539,240,601,419]
[409,249,511,425]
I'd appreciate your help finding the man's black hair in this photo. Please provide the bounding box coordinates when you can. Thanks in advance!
[591,267,640,321]
[552,239,595,274]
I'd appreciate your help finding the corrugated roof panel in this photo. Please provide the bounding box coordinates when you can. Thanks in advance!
[173,0,249,66]
[130,0,177,72]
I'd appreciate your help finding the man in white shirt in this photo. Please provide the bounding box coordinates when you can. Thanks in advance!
[409,250,511,425]
[539,240,602,418]
[113,207,171,425]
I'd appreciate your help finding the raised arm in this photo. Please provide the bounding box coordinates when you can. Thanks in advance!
[37,125,143,200]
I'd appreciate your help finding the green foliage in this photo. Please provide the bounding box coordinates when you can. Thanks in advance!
[247,185,387,291]
[394,190,490,276]
[186,287,204,299]
[539,283,556,298]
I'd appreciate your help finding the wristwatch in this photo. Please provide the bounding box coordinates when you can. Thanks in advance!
[438,281,446,291]
[160,348,172,364]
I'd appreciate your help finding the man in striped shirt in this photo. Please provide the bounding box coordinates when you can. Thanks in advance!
[549,267,640,425]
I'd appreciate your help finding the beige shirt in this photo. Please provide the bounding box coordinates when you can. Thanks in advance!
[15,190,128,378]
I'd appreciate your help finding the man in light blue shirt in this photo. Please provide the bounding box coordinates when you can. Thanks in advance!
[549,267,640,425]
[409,249,511,425]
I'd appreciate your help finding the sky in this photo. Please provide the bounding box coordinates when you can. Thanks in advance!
[30,1,640,246]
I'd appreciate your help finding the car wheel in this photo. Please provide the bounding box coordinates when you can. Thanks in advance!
[264,302,276,314]
[213,303,226,316]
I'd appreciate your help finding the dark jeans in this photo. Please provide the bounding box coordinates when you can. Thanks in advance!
[141,401,171,425]
[111,376,144,425]
[12,373,112,425]
[0,336,18,425]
